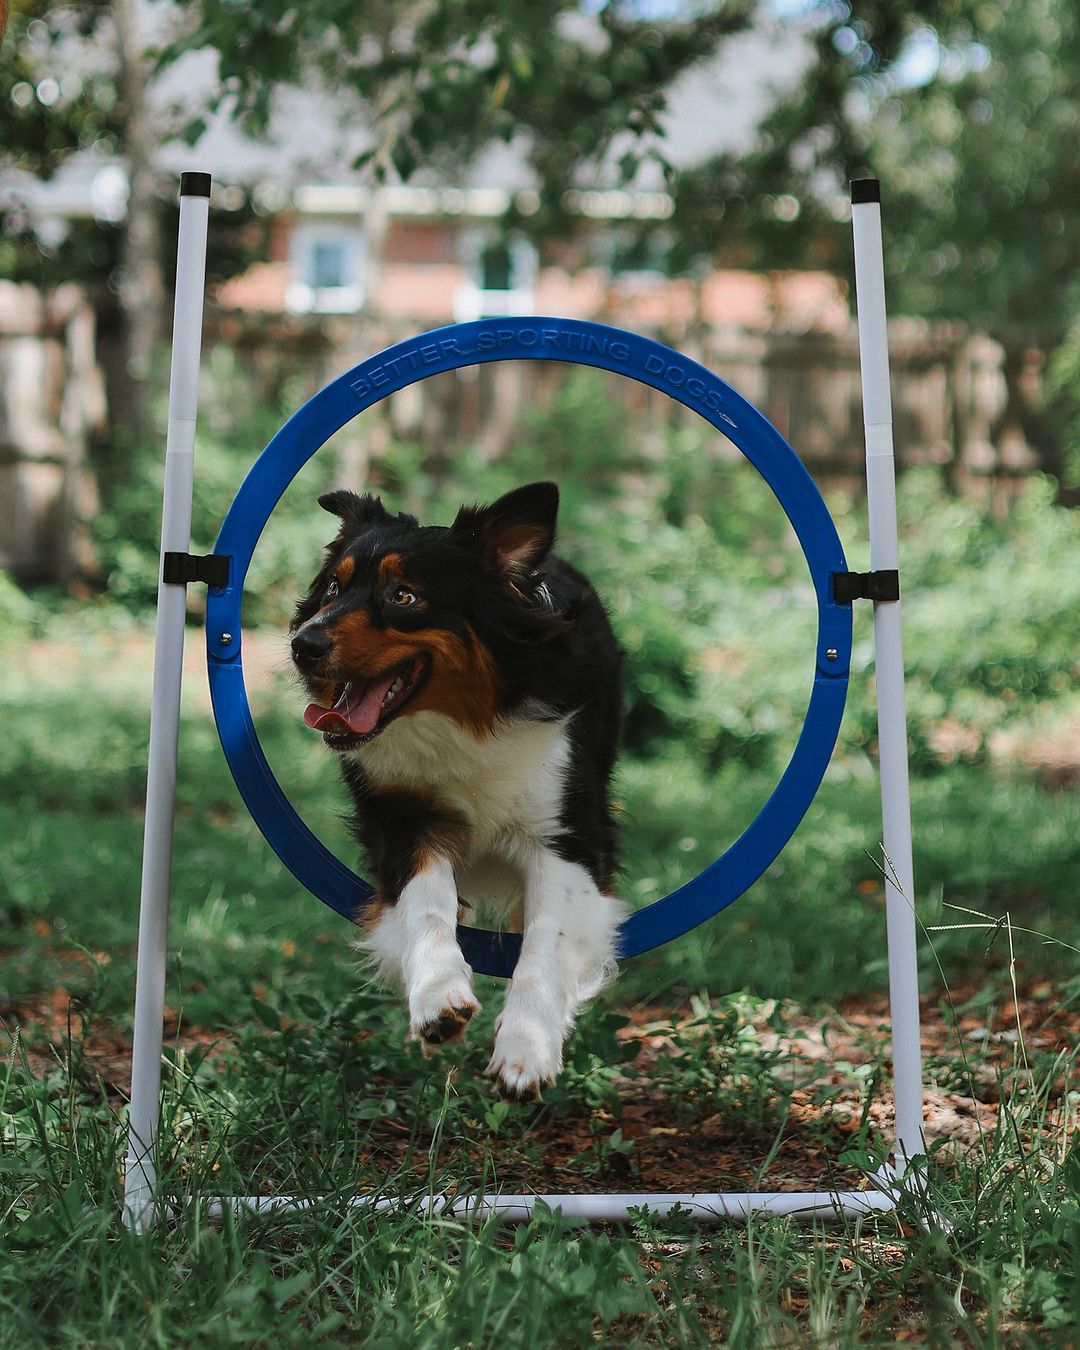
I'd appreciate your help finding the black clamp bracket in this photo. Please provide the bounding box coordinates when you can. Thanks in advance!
[162,552,230,588]
[831,569,900,604]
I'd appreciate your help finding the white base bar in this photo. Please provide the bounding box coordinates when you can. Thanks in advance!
[190,1189,900,1224]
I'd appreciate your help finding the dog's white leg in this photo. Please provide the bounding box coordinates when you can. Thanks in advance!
[487,847,625,1100]
[358,854,478,1049]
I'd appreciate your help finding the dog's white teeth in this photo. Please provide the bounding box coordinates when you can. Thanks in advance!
[382,675,406,709]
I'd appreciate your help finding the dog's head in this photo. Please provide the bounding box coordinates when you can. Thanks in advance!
[290,482,560,750]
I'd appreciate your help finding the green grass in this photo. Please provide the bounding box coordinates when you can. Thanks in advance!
[3,604,1076,1021]
[1,586,1078,1344]
[2,989,1076,1346]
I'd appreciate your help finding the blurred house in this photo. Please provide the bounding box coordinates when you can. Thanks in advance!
[1,9,1044,587]
[188,16,848,335]
[3,11,864,586]
[211,180,849,336]
[7,10,848,335]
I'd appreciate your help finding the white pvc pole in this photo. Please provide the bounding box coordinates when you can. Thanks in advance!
[850,179,924,1171]
[123,173,211,1233]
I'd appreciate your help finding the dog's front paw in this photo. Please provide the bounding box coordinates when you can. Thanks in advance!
[409,974,479,1053]
[417,1000,478,1050]
[486,1017,562,1102]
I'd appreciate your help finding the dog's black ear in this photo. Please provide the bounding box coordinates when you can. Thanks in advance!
[452,482,558,577]
[318,490,391,529]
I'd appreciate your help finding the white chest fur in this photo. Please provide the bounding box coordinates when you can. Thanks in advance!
[351,711,573,896]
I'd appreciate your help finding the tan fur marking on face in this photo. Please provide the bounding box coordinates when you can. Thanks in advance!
[328,613,503,739]
[408,625,502,737]
[335,556,356,586]
[377,553,406,584]
[333,609,380,669]
[333,633,420,688]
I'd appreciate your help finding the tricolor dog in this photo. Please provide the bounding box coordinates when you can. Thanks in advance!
[290,482,626,1099]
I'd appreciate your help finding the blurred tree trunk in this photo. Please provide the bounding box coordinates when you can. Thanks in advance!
[112,0,162,448]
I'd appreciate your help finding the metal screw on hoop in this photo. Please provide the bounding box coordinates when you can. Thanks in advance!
[826,648,839,661]
[220,633,233,646]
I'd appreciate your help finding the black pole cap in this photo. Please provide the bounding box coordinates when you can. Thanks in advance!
[179,172,212,199]
[850,178,881,204]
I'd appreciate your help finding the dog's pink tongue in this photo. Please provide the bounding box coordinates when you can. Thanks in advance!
[303,675,396,736]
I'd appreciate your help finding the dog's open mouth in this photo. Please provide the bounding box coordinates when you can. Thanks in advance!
[302,657,428,749]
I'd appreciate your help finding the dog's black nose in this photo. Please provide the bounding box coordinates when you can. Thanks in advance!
[291,627,332,668]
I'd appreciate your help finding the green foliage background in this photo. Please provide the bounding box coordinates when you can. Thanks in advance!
[93,355,1080,783]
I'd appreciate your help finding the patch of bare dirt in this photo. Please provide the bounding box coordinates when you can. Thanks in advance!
[4,979,1074,1199]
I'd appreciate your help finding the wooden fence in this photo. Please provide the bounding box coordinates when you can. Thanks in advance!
[208,309,1046,506]
[0,283,104,583]
[0,288,1050,583]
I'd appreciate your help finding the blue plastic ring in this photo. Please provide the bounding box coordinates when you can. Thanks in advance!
[207,317,852,977]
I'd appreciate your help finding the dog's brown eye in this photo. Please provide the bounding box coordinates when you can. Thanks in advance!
[325,578,339,599]
[390,586,417,607]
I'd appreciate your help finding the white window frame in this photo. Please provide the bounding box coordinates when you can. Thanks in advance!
[286,220,365,315]
[454,230,537,321]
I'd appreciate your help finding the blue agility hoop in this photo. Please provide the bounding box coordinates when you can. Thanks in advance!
[206,317,852,978]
